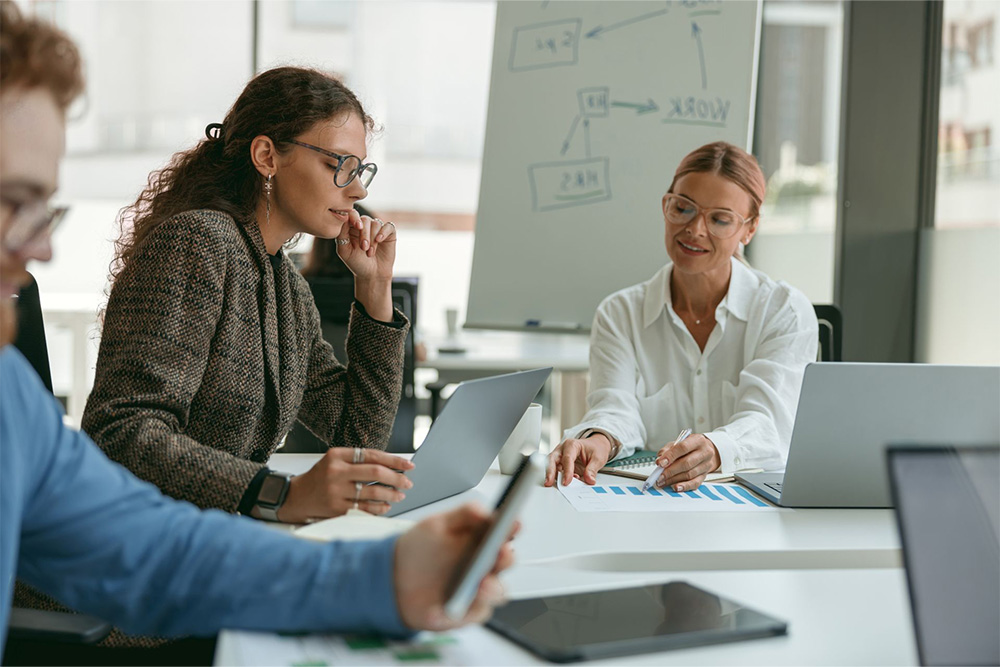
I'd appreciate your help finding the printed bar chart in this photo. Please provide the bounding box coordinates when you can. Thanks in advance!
[557,479,777,513]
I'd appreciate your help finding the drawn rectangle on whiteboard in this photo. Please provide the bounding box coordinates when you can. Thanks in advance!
[578,87,609,117]
[509,19,582,72]
[529,158,611,212]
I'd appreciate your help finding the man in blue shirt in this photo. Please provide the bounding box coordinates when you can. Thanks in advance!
[0,2,511,653]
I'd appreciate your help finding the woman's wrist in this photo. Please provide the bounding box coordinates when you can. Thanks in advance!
[582,429,619,461]
[275,475,305,524]
[355,278,393,322]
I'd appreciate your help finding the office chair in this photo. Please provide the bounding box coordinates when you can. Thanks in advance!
[427,378,449,422]
[12,274,54,392]
[813,304,843,362]
[282,276,419,454]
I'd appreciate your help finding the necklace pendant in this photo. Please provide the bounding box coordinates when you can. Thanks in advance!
[695,319,701,325]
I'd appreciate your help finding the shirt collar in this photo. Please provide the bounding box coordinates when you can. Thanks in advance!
[724,257,757,322]
[643,264,673,329]
[642,257,758,328]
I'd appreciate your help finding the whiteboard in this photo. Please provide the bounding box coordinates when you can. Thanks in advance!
[467,0,762,332]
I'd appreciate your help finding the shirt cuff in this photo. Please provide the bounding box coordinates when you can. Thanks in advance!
[237,466,271,515]
[354,300,407,329]
[578,428,622,462]
[703,431,741,475]
[565,422,639,460]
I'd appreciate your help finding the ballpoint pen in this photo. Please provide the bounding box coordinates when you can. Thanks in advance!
[641,428,692,493]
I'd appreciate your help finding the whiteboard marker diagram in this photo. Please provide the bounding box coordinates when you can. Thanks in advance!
[510,2,734,213]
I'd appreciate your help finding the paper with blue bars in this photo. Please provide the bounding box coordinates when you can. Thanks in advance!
[556,478,776,512]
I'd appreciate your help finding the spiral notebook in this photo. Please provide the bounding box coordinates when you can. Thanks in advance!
[601,451,761,484]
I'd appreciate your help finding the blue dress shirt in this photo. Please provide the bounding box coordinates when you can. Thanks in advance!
[0,347,409,649]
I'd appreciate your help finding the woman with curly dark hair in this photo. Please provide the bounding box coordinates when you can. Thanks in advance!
[79,66,416,526]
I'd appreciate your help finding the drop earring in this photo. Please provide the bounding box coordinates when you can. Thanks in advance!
[264,174,273,226]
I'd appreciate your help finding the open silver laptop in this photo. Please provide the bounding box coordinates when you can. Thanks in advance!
[736,363,1000,508]
[386,367,551,517]
[887,445,999,666]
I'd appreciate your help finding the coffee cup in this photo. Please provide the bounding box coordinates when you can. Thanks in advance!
[497,403,542,475]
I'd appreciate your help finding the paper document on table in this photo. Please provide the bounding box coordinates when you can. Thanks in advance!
[557,478,778,512]
[226,626,528,666]
[293,509,413,543]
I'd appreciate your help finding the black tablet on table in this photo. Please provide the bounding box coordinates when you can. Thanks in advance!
[487,581,787,663]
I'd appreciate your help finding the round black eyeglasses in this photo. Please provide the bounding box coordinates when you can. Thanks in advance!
[283,139,378,189]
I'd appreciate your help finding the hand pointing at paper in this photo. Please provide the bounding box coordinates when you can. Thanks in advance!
[544,432,616,487]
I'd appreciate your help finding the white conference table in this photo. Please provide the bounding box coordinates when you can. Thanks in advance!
[420,330,591,444]
[215,454,916,666]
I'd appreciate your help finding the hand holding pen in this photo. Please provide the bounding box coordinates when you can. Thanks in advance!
[641,429,691,493]
[643,428,724,493]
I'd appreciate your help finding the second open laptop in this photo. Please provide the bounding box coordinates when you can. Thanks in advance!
[385,367,551,517]
[736,362,1000,508]
[887,445,999,666]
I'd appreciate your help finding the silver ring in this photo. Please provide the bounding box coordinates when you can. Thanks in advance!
[353,481,362,510]
[383,221,396,232]
[353,447,364,464]
[335,238,350,246]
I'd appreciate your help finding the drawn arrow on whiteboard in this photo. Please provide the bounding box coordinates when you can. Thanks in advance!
[692,21,707,89]
[610,98,659,115]
[560,115,581,156]
[585,8,670,39]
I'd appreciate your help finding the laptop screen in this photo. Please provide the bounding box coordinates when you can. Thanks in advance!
[888,446,999,666]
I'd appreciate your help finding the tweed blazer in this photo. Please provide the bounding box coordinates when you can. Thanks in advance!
[82,208,409,510]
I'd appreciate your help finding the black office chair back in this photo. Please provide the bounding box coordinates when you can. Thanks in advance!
[283,276,418,453]
[13,274,54,393]
[813,304,842,362]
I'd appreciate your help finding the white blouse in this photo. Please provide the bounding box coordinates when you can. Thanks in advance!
[565,258,818,473]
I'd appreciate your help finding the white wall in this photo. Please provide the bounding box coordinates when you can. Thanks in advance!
[916,227,1000,365]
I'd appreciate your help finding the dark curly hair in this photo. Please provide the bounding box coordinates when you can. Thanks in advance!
[0,0,84,110]
[111,66,374,284]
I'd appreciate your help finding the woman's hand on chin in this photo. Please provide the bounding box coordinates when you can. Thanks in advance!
[336,208,397,283]
[336,208,397,321]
